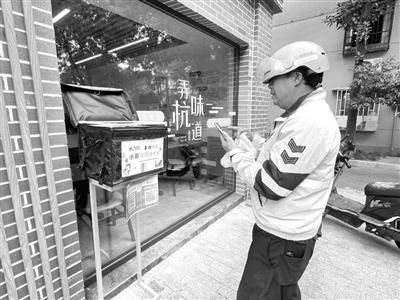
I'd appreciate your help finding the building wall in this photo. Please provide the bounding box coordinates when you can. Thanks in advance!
[0,0,84,299]
[0,0,280,298]
[271,0,400,154]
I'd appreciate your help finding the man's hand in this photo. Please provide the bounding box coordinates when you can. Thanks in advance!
[227,126,253,141]
[219,131,238,152]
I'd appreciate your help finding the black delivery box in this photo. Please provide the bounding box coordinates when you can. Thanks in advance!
[78,122,167,186]
[61,84,167,186]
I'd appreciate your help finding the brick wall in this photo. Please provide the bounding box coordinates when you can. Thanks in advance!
[0,0,84,299]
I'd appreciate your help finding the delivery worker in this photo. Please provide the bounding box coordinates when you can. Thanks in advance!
[218,41,340,300]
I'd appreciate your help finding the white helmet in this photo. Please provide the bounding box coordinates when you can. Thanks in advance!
[258,41,329,84]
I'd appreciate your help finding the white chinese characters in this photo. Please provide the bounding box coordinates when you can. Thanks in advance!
[172,79,206,141]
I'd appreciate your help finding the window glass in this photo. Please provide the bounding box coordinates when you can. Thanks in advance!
[343,10,394,55]
[52,0,238,279]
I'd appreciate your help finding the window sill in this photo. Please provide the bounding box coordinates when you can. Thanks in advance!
[336,115,379,132]
[343,43,390,56]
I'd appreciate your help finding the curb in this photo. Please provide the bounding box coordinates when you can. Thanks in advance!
[351,159,400,170]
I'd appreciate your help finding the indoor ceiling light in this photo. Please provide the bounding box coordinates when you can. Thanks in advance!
[75,54,103,65]
[52,8,71,24]
[107,37,150,53]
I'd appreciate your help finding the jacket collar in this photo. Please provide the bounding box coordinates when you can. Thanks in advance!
[280,87,325,118]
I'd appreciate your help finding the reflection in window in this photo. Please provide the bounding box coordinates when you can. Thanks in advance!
[52,0,238,281]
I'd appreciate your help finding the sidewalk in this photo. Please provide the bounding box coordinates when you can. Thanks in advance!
[112,201,400,300]
[112,201,252,300]
[351,156,400,170]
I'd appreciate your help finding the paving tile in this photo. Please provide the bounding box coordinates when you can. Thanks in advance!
[208,294,226,300]
[196,264,227,283]
[221,269,243,291]
[168,291,187,300]
[155,284,174,300]
[179,275,218,300]
[216,284,237,300]
[112,282,155,300]
[155,261,187,281]
[146,278,167,294]
[177,289,201,300]
[112,196,400,300]
[201,255,233,275]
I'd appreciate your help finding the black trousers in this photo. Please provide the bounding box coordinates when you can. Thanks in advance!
[237,224,316,300]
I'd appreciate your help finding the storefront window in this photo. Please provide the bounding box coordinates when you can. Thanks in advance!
[52,0,238,280]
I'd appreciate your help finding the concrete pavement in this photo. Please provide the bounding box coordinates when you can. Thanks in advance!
[112,201,252,300]
[112,200,400,300]
[351,157,400,170]
[111,158,400,300]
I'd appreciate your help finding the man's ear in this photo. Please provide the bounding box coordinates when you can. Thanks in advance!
[292,71,303,86]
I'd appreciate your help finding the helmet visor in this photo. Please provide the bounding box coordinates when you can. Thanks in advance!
[256,56,287,84]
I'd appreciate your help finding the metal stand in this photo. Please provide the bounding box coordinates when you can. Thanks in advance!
[133,212,159,299]
[88,180,104,300]
[88,178,158,299]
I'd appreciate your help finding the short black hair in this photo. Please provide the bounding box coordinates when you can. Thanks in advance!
[293,66,324,89]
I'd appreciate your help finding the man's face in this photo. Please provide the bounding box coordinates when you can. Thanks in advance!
[267,73,295,110]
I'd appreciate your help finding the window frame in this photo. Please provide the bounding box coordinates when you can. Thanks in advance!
[334,88,381,131]
[342,9,395,56]
[335,88,381,118]
[335,88,350,116]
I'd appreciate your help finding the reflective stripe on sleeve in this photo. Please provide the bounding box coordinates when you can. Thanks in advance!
[262,159,308,190]
[254,169,290,200]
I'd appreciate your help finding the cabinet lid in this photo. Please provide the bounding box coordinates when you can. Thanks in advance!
[61,83,137,127]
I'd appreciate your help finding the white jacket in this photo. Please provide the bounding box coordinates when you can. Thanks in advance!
[229,88,340,240]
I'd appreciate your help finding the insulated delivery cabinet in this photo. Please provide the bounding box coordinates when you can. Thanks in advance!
[78,122,167,186]
[62,83,167,187]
